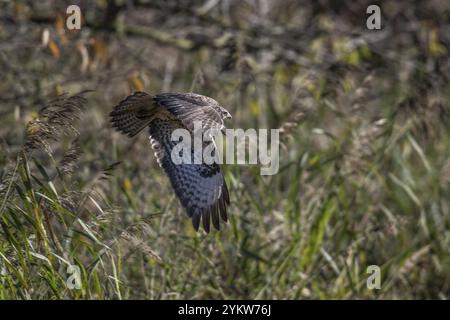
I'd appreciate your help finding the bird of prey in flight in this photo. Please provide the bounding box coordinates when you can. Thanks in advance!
[110,92,231,233]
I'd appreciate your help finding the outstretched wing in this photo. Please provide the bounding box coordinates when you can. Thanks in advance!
[110,92,158,137]
[149,118,230,233]
[153,93,224,132]
[110,92,231,232]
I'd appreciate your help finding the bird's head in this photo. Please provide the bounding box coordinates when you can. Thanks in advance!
[218,106,232,121]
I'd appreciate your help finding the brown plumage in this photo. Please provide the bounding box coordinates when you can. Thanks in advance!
[110,92,231,233]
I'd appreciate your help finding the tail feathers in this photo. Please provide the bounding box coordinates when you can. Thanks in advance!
[110,92,157,137]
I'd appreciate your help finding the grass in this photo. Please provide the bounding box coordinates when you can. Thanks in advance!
[1,1,449,300]
[1,79,449,299]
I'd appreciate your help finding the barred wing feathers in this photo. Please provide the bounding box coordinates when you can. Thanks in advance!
[153,93,224,132]
[110,92,157,137]
[149,118,230,232]
[110,92,230,233]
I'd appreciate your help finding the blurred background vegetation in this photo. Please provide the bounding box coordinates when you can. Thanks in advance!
[0,0,450,299]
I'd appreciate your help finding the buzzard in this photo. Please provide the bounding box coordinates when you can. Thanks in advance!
[110,92,231,233]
